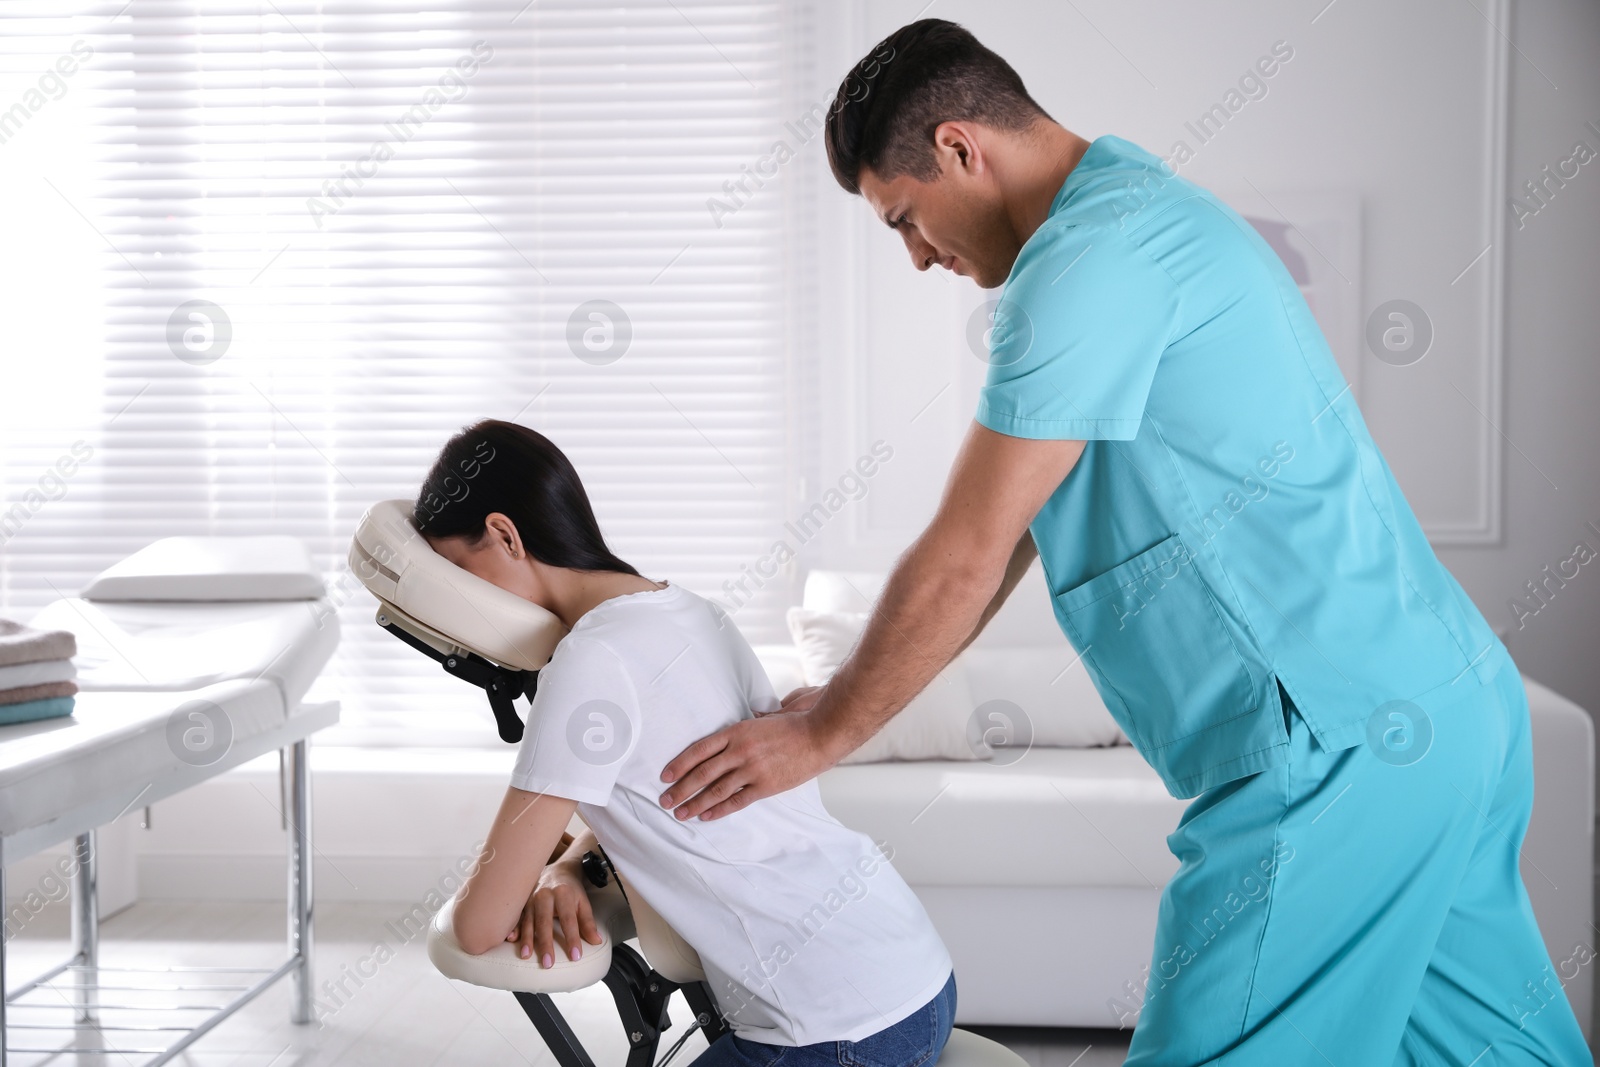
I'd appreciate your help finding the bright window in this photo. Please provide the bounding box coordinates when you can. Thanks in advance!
[0,1,806,746]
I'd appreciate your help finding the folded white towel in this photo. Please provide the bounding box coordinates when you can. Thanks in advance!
[0,658,77,690]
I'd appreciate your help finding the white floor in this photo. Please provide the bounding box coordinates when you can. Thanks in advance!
[2,899,1131,1066]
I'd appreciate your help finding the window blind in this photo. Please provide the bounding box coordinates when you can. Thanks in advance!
[0,0,800,746]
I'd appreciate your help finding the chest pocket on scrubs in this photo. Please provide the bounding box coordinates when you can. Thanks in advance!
[1055,533,1277,791]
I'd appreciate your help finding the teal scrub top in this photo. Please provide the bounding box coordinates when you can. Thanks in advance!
[977,135,1506,798]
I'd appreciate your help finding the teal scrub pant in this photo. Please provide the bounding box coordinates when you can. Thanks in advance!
[1123,661,1592,1066]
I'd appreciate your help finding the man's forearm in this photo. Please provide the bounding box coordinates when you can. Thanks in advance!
[809,534,1007,760]
[955,530,1037,658]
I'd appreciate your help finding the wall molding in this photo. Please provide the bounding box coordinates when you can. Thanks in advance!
[1427,0,1511,546]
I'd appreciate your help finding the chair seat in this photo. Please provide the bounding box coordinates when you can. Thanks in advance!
[426,872,1022,1064]
[939,1029,1029,1066]
[427,880,634,994]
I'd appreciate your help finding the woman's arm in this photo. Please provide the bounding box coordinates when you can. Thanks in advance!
[506,825,604,967]
[452,786,580,956]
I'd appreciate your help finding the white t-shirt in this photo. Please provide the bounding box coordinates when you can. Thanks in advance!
[510,581,953,1047]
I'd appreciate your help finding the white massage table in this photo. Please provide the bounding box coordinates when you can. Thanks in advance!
[0,536,340,1066]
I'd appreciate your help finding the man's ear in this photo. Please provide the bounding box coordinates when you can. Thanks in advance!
[933,120,985,177]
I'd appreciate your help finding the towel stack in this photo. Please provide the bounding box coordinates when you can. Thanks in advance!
[0,618,78,727]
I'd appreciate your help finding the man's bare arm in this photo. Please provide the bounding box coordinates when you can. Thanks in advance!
[658,424,1082,819]
[804,437,1071,762]
[767,529,1035,716]
[954,529,1037,659]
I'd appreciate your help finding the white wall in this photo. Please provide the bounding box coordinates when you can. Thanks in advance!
[1443,0,1600,758]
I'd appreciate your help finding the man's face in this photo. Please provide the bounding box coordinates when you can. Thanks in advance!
[857,141,1020,290]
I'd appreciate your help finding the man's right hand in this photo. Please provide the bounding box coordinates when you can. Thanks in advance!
[658,699,843,821]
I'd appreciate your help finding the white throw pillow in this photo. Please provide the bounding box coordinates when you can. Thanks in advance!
[797,570,1128,750]
[750,644,806,701]
[784,607,984,764]
[800,571,886,613]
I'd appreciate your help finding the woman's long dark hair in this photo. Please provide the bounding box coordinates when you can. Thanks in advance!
[412,418,639,577]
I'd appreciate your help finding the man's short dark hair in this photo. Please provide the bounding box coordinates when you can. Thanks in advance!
[824,19,1050,195]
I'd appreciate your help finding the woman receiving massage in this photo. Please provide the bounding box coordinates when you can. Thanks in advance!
[421,418,957,1067]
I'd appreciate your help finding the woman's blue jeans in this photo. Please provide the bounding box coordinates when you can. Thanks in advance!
[691,971,957,1067]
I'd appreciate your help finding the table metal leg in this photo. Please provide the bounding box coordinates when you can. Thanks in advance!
[5,721,327,1061]
[286,740,313,1024]
[70,831,98,1024]
[2,864,8,1067]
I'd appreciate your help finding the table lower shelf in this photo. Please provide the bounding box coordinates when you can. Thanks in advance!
[4,959,300,1063]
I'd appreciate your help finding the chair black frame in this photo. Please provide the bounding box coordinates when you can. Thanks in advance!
[515,944,729,1067]
[375,608,536,744]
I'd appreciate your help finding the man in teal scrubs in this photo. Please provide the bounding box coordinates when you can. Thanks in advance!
[657,19,1590,1065]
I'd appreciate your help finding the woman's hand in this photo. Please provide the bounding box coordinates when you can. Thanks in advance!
[507,855,604,968]
[452,788,578,957]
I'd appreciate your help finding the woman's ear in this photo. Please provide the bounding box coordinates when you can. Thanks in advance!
[483,512,525,560]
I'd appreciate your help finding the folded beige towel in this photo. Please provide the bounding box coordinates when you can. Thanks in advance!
[0,679,77,707]
[0,619,77,668]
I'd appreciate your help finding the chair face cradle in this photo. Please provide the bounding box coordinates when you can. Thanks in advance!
[348,499,568,743]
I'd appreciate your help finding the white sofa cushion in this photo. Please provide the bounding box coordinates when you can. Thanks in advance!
[818,747,1186,889]
[786,607,983,764]
[963,647,1126,749]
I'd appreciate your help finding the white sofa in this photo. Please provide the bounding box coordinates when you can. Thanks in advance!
[754,570,1595,1038]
